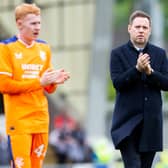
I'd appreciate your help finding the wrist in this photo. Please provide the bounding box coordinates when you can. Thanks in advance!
[136,65,142,72]
[147,68,154,75]
[39,78,46,86]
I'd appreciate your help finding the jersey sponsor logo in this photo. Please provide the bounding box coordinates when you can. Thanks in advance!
[15,157,24,168]
[14,52,23,59]
[40,51,46,61]
[21,64,43,79]
[21,64,43,71]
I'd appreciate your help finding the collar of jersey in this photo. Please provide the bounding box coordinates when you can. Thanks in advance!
[17,36,35,48]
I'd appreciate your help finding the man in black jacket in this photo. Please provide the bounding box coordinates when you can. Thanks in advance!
[110,10,168,168]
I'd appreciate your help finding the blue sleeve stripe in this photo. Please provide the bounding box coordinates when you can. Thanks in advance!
[1,36,47,45]
[36,39,47,44]
[1,36,18,44]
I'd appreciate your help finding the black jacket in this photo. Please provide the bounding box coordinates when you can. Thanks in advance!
[110,41,168,152]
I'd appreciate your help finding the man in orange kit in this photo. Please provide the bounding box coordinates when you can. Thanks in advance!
[0,3,70,168]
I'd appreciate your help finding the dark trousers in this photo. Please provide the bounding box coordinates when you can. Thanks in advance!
[119,124,156,168]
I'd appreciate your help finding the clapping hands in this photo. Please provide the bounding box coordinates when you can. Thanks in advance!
[40,68,70,86]
[136,53,153,75]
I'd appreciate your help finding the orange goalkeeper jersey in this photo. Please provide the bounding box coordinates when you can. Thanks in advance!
[0,36,57,135]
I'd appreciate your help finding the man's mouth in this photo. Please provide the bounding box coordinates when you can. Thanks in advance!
[33,32,39,36]
[137,35,144,39]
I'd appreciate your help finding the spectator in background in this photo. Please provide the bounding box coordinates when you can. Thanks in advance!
[68,122,94,163]
[54,108,76,130]
[49,109,76,163]
[49,114,94,163]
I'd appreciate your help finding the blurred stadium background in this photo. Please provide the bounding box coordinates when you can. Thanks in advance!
[0,0,168,167]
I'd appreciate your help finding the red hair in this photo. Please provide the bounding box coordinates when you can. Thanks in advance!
[15,3,40,21]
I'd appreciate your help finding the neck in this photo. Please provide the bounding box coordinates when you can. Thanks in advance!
[131,40,146,49]
[17,34,34,46]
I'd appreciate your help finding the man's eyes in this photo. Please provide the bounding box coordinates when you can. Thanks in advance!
[135,26,148,29]
[31,22,40,25]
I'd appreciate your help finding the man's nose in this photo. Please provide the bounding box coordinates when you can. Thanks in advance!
[139,27,144,32]
[35,23,41,29]
[35,26,41,30]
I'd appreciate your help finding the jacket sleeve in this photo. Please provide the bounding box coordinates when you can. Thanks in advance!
[146,72,168,91]
[110,49,141,91]
[146,50,168,91]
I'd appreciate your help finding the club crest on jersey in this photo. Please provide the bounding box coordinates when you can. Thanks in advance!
[40,51,46,61]
[15,52,22,59]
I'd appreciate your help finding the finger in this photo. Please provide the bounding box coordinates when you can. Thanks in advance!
[45,68,54,72]
[138,53,143,57]
[57,68,65,72]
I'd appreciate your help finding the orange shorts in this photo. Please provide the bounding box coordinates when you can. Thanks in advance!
[9,133,48,168]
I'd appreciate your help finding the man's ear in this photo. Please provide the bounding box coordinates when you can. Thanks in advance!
[128,24,131,33]
[16,19,22,30]
[149,27,152,36]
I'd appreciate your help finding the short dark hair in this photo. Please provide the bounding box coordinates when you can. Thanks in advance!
[129,10,151,25]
